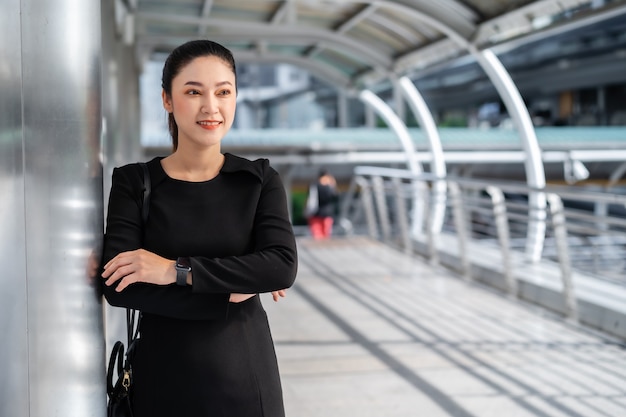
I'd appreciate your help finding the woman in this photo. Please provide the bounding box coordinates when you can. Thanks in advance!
[306,169,338,239]
[101,40,297,416]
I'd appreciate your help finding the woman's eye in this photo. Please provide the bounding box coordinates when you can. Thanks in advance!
[217,89,232,96]
[186,89,200,95]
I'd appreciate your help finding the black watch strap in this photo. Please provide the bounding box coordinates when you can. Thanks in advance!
[175,257,191,286]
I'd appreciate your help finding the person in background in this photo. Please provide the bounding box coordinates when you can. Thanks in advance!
[306,169,338,239]
[100,39,297,417]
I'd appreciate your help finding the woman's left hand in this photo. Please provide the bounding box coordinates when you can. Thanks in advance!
[271,289,287,302]
[102,249,175,292]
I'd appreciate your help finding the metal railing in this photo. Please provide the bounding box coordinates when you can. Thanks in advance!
[339,166,626,321]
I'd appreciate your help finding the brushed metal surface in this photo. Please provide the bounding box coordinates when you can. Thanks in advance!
[0,0,29,414]
[1,0,106,416]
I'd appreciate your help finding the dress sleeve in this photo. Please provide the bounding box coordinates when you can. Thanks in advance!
[190,164,298,294]
[101,166,229,320]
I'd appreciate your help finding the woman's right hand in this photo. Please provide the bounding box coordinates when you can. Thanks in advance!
[102,248,176,292]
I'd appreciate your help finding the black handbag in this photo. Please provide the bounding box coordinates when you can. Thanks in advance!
[106,162,150,417]
[107,310,141,417]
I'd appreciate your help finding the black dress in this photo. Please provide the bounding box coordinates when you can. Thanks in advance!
[101,154,298,417]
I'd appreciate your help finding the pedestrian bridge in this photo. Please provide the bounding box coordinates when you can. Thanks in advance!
[3,1,626,415]
[266,237,626,417]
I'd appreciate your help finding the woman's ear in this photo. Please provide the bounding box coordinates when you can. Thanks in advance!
[162,90,173,112]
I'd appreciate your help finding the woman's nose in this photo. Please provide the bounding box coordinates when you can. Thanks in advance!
[200,97,217,114]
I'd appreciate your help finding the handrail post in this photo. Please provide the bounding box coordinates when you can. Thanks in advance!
[371,176,391,243]
[546,193,578,320]
[424,185,439,266]
[449,182,471,280]
[355,176,378,240]
[486,186,516,296]
[392,177,412,255]
[372,176,392,243]
[339,176,358,222]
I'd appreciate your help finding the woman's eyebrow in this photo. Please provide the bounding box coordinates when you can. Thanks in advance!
[183,80,233,87]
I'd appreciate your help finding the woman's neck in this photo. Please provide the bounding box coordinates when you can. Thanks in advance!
[162,147,225,182]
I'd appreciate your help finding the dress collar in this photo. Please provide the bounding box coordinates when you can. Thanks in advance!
[147,152,264,185]
[220,153,264,182]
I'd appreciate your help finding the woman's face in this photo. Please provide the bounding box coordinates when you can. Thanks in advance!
[162,55,237,151]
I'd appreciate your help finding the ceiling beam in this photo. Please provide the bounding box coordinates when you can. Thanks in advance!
[136,12,393,69]
[197,0,214,35]
[270,1,289,24]
[307,4,378,59]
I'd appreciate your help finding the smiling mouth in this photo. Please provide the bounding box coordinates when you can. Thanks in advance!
[198,121,221,126]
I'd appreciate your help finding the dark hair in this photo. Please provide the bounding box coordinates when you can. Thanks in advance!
[161,40,237,151]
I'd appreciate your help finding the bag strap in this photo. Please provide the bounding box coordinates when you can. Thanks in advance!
[140,162,150,224]
[107,340,125,396]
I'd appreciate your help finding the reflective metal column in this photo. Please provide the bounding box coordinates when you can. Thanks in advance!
[0,0,29,415]
[0,0,106,416]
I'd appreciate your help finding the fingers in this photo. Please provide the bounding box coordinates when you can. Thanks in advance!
[102,251,133,278]
[272,289,287,302]
[104,262,136,292]
[102,249,165,292]
[111,274,135,292]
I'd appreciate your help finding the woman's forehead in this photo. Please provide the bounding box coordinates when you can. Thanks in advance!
[175,56,235,81]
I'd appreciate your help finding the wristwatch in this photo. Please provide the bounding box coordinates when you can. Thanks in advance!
[175,257,191,286]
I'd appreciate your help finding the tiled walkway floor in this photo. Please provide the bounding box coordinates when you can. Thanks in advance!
[263,237,626,417]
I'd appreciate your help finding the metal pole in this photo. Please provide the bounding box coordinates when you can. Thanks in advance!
[449,182,471,280]
[356,177,378,240]
[546,193,578,320]
[392,177,412,254]
[486,186,516,296]
[372,176,392,243]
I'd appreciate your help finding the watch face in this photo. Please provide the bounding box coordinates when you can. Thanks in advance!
[176,257,191,269]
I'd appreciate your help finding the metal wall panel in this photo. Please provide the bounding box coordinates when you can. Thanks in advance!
[0,0,29,415]
[0,0,106,416]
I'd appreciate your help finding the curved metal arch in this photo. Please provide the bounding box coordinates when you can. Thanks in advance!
[370,0,473,46]
[397,76,447,235]
[313,0,477,43]
[348,0,547,260]
[359,89,426,237]
[471,48,547,261]
[359,90,422,176]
